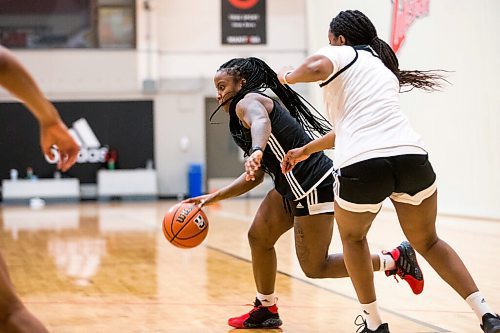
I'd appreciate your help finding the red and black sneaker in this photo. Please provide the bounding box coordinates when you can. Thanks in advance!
[384,241,424,295]
[228,298,282,329]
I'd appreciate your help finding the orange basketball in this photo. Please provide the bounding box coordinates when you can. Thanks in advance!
[162,202,209,248]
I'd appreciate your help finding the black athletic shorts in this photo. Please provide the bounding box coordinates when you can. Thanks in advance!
[288,173,335,217]
[333,154,437,213]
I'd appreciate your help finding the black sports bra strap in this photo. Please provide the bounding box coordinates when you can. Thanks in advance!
[319,45,376,88]
[355,44,380,58]
[319,48,358,88]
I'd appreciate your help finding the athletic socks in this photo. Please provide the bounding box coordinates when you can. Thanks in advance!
[378,252,396,271]
[361,301,383,330]
[466,292,495,322]
[257,292,276,307]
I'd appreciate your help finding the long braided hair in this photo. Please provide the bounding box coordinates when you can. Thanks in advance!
[211,57,332,154]
[329,10,448,92]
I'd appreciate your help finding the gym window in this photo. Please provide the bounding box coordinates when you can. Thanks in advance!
[0,0,136,49]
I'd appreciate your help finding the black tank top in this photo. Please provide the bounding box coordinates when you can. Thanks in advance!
[230,98,333,201]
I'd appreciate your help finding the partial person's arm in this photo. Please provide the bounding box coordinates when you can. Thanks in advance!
[183,170,265,207]
[236,95,272,181]
[277,55,334,85]
[282,130,336,173]
[0,46,61,127]
[0,45,79,171]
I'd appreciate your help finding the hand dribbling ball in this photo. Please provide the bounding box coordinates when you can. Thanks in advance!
[162,202,209,248]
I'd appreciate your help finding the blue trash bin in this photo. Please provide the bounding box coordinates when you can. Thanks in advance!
[188,163,203,198]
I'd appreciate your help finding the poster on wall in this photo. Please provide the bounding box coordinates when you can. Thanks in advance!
[98,6,135,48]
[221,0,266,45]
[0,100,154,184]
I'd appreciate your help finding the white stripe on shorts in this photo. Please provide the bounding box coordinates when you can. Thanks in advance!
[308,202,334,215]
[390,181,437,205]
[335,196,382,213]
[307,188,317,206]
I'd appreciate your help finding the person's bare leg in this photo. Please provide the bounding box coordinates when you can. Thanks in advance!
[334,202,378,304]
[248,189,294,294]
[0,252,49,333]
[334,202,386,330]
[293,213,381,278]
[392,191,478,298]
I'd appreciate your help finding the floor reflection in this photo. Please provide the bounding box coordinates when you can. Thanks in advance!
[48,237,106,287]
[0,203,158,297]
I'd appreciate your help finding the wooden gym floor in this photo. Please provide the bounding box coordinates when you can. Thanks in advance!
[0,199,498,332]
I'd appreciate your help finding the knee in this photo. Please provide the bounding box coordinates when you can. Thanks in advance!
[340,232,366,244]
[297,256,327,279]
[301,265,325,279]
[247,228,274,250]
[338,224,368,244]
[409,235,439,255]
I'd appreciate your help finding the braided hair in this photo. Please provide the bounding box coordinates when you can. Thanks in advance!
[329,10,448,92]
[211,57,332,153]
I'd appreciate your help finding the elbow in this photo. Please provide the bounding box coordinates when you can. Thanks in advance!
[304,56,332,81]
[305,62,324,78]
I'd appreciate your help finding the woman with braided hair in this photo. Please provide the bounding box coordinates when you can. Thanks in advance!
[278,9,500,333]
[184,56,423,329]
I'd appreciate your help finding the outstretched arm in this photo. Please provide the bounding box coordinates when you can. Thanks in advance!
[0,46,60,125]
[282,130,336,173]
[0,45,79,171]
[277,54,333,85]
[304,130,336,153]
[183,170,265,207]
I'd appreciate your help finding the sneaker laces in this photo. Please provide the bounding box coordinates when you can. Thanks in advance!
[239,299,262,317]
[354,315,368,333]
[247,306,262,319]
[246,297,277,318]
[396,267,407,280]
[248,297,278,317]
[391,273,400,283]
[249,300,262,314]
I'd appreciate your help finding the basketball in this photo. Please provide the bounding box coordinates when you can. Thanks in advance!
[162,202,209,248]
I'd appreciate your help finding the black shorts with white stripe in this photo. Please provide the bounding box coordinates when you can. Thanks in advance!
[333,154,436,213]
[288,174,335,217]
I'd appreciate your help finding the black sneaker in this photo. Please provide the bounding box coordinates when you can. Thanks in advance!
[354,315,390,333]
[481,313,500,333]
[384,241,424,295]
[228,298,282,329]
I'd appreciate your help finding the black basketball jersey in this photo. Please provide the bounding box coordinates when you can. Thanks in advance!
[230,98,333,201]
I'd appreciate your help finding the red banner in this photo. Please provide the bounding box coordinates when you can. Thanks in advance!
[391,0,430,53]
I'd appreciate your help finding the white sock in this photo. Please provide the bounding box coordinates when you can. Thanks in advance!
[361,301,383,330]
[256,292,276,307]
[466,291,495,322]
[378,252,396,271]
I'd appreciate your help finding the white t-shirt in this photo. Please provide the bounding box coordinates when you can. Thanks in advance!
[315,45,426,169]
